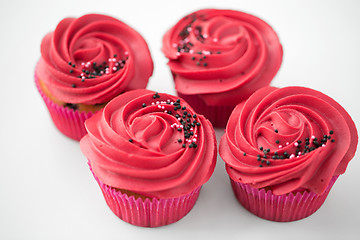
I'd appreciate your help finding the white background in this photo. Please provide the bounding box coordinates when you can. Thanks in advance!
[1,0,360,239]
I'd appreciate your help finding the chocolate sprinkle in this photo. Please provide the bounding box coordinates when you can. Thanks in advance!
[64,103,78,111]
[255,131,336,167]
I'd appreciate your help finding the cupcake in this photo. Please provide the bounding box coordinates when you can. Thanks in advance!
[162,9,283,127]
[35,14,153,140]
[219,86,358,221]
[80,89,217,227]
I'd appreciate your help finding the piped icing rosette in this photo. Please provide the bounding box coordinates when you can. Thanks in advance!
[220,86,358,195]
[162,9,283,106]
[80,89,217,199]
[36,14,153,105]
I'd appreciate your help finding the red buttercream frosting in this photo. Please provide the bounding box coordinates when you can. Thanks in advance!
[220,86,358,195]
[80,89,217,199]
[36,14,153,105]
[162,9,283,106]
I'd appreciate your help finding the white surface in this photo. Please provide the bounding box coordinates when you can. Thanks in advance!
[1,0,360,239]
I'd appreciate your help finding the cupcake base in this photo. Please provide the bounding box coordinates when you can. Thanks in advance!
[91,168,201,227]
[35,74,94,141]
[230,176,338,222]
[177,93,235,128]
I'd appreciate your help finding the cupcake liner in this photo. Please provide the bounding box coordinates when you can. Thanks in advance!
[177,92,235,128]
[90,166,201,227]
[35,74,94,141]
[230,176,338,222]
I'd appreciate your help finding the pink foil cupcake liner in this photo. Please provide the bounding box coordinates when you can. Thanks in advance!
[90,166,201,227]
[35,74,94,141]
[177,92,235,128]
[230,176,338,222]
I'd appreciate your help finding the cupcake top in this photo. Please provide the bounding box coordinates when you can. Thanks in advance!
[220,86,358,195]
[162,9,283,106]
[80,89,217,199]
[36,14,153,105]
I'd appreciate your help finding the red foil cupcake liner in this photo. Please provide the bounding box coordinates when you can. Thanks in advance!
[35,74,94,141]
[230,176,338,222]
[90,166,201,227]
[177,92,235,128]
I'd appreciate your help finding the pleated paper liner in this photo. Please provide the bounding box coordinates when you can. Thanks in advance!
[90,165,201,227]
[177,92,235,128]
[35,73,94,141]
[230,176,338,222]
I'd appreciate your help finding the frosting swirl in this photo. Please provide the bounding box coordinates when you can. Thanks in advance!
[37,14,153,105]
[162,9,283,106]
[80,89,217,198]
[220,86,358,195]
